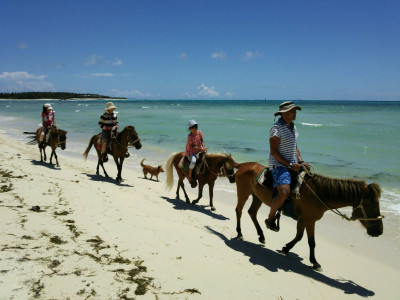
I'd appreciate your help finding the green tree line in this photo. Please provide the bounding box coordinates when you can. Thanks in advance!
[0,92,126,100]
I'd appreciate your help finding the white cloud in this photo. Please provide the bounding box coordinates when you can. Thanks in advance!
[110,89,151,98]
[211,51,227,60]
[244,50,263,61]
[197,83,219,97]
[0,71,55,92]
[225,91,236,98]
[183,83,221,99]
[179,52,187,59]
[73,73,115,78]
[84,54,104,65]
[112,58,123,65]
[90,73,115,77]
[84,55,123,66]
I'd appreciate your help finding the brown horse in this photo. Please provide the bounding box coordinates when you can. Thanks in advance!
[33,127,68,167]
[83,126,142,182]
[165,152,236,211]
[234,162,384,271]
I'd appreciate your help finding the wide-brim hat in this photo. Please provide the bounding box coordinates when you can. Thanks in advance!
[188,119,198,128]
[43,103,53,110]
[105,102,117,112]
[274,101,302,116]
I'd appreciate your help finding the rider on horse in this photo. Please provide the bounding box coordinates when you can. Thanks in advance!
[98,102,119,162]
[39,103,56,148]
[184,120,207,187]
[266,101,310,231]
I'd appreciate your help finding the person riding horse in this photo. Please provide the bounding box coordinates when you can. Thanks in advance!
[266,101,310,231]
[39,103,56,148]
[98,102,129,162]
[184,119,207,187]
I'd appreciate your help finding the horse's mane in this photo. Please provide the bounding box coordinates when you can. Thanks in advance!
[310,173,375,203]
[205,153,230,158]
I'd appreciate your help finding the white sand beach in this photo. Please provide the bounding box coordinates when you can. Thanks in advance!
[1,130,399,300]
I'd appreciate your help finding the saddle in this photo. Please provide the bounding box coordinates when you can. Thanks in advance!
[256,168,306,220]
[43,126,57,145]
[178,153,205,181]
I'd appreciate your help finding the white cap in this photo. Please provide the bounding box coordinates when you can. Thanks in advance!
[188,119,198,128]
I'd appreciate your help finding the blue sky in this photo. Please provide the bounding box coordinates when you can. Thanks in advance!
[1,0,399,100]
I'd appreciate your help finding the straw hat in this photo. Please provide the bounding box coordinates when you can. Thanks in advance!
[274,101,302,116]
[188,119,198,128]
[105,102,117,112]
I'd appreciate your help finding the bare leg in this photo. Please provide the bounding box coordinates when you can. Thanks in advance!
[266,184,290,231]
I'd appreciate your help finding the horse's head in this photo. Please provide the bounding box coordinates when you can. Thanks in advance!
[352,183,383,237]
[58,130,68,150]
[221,154,237,183]
[125,126,142,150]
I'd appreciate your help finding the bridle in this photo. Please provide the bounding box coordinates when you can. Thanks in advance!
[301,165,384,222]
[199,155,235,179]
[110,128,141,148]
[48,128,66,148]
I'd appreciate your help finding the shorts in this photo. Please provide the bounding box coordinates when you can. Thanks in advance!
[271,166,291,188]
[101,130,111,142]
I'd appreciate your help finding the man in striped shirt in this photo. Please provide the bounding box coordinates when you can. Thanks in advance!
[266,101,310,232]
[99,102,119,161]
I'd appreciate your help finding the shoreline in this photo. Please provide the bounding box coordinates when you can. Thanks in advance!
[1,130,399,299]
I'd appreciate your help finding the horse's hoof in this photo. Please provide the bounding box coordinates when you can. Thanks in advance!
[281,246,289,255]
[186,199,191,204]
[259,237,265,244]
[236,235,243,241]
[192,200,199,205]
[312,264,322,272]
[210,206,216,211]
[313,264,323,272]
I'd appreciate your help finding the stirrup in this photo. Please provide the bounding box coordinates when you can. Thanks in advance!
[102,154,108,163]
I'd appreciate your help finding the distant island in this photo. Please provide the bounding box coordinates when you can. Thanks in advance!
[0,92,127,100]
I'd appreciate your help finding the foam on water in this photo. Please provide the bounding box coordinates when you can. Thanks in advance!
[0,99,399,216]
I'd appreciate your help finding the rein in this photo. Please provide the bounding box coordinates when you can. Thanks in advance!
[199,155,235,178]
[110,130,140,148]
[48,128,65,147]
[301,165,384,222]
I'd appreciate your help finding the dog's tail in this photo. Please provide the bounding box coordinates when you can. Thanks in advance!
[165,152,178,190]
[140,158,146,167]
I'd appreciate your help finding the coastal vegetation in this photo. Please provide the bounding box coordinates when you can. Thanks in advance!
[0,92,126,100]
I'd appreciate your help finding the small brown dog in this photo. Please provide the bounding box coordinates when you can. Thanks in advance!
[140,158,164,181]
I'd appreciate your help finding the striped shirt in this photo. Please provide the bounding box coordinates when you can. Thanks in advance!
[98,112,118,130]
[185,130,204,156]
[268,118,298,168]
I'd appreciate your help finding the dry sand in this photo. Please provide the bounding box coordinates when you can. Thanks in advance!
[0,130,399,300]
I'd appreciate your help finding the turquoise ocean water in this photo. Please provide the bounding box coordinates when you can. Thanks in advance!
[1,99,399,216]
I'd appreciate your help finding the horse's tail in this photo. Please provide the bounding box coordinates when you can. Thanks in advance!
[83,135,97,160]
[140,158,146,167]
[24,130,38,144]
[165,152,179,190]
[26,138,37,145]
